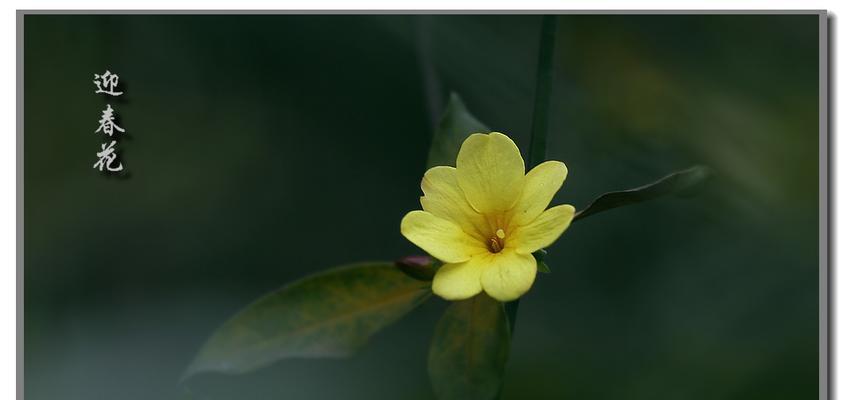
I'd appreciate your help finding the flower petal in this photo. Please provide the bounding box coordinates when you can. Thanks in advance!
[511,204,575,255]
[400,210,486,263]
[456,132,526,214]
[480,250,537,302]
[508,161,568,228]
[432,259,485,300]
[420,166,490,241]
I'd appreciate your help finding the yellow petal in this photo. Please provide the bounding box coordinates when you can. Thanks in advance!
[480,250,537,301]
[432,258,485,300]
[509,161,568,228]
[400,210,485,263]
[456,132,526,214]
[420,166,490,241]
[510,204,575,255]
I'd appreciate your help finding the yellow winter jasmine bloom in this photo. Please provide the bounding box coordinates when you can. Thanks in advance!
[400,132,575,302]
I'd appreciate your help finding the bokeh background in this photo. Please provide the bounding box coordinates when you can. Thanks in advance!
[24,14,820,400]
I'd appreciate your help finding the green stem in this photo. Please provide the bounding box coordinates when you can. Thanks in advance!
[526,15,558,170]
[506,15,558,335]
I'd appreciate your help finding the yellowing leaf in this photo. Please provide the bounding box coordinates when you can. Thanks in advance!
[184,262,432,378]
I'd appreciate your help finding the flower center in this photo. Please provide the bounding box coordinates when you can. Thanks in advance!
[488,229,506,253]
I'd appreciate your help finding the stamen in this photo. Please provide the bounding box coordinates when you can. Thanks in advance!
[489,229,506,253]
[489,237,502,253]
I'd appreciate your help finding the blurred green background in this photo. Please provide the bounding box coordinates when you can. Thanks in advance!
[24,14,819,400]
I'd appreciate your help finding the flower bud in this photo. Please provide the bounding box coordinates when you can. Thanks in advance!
[396,255,439,281]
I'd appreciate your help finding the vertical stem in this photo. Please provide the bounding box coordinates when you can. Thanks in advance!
[527,15,558,170]
[506,14,558,335]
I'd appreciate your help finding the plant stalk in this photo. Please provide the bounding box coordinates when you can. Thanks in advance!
[506,14,558,335]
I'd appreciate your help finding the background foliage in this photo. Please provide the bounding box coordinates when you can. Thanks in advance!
[24,14,819,400]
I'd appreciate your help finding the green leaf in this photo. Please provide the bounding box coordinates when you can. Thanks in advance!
[428,293,511,400]
[184,262,432,379]
[427,93,490,168]
[573,165,712,222]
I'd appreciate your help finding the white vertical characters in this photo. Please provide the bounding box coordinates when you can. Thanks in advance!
[93,140,124,172]
[92,69,128,173]
[93,70,124,96]
[95,104,125,137]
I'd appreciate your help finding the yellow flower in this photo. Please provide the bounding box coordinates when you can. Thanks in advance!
[400,132,575,302]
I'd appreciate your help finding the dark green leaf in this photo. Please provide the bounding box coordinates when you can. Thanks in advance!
[428,293,511,400]
[427,93,490,168]
[573,165,712,222]
[184,262,432,379]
